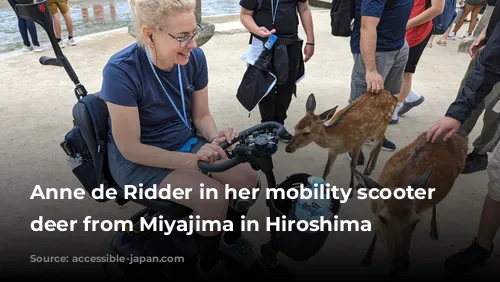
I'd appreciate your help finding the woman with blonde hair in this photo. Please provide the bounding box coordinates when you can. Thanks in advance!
[100,0,259,277]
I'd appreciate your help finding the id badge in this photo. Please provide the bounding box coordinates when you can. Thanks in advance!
[264,34,277,50]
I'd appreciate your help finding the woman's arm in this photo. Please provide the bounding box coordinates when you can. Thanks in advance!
[240,7,275,38]
[298,1,315,44]
[107,102,199,169]
[407,0,445,29]
[190,86,219,142]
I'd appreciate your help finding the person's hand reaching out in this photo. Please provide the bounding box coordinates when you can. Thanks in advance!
[426,117,462,143]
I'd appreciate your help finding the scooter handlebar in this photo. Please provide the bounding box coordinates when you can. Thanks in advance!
[197,121,285,173]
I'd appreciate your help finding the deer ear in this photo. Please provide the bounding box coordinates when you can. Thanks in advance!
[319,105,338,121]
[351,167,383,190]
[410,165,434,189]
[306,93,316,113]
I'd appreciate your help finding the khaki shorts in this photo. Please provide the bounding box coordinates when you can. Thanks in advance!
[487,142,500,202]
[47,0,69,15]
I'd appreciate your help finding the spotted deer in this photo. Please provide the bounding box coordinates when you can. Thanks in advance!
[351,131,468,275]
[284,91,397,191]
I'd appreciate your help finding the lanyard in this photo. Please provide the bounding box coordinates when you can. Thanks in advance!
[145,47,191,131]
[271,0,279,26]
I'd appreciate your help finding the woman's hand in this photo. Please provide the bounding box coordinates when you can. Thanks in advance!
[195,143,227,165]
[212,127,238,145]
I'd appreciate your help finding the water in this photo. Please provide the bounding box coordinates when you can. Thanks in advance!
[0,0,242,54]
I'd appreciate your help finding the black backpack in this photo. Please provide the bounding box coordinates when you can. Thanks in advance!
[330,0,396,37]
[330,0,356,37]
[61,92,117,202]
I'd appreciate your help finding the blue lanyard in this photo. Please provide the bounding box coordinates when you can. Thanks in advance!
[145,47,191,131]
[271,0,279,26]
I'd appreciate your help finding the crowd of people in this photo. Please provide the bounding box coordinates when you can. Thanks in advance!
[97,0,500,278]
[8,0,76,52]
[8,0,499,278]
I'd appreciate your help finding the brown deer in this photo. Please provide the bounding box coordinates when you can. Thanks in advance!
[351,131,468,275]
[284,91,397,191]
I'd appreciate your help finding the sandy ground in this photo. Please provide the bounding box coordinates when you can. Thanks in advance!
[0,8,498,279]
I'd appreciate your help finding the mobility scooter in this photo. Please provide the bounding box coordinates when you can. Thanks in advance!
[13,1,341,279]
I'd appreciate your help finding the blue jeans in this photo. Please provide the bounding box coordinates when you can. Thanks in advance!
[8,0,40,47]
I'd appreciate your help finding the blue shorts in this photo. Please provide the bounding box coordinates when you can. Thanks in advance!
[107,137,209,189]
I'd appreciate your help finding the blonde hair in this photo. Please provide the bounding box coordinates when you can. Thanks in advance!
[129,0,197,45]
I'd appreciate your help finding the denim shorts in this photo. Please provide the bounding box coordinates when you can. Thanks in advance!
[107,137,208,189]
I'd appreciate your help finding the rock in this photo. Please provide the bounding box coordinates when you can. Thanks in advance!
[128,23,136,38]
[196,22,215,47]
[458,37,475,53]
[458,5,494,53]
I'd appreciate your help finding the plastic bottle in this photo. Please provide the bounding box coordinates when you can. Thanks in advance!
[293,176,331,221]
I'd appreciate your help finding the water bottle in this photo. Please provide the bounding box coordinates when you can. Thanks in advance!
[292,176,331,221]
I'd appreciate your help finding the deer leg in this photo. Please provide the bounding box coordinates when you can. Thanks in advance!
[361,233,377,267]
[322,150,338,181]
[364,135,384,176]
[349,144,363,198]
[430,205,439,240]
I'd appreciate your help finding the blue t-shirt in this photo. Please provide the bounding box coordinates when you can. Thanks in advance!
[350,0,413,54]
[99,43,209,152]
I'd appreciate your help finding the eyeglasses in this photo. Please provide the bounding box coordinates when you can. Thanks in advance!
[159,24,203,47]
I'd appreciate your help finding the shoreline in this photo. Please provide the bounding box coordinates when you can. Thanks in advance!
[0,11,246,62]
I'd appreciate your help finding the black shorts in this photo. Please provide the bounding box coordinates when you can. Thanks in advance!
[405,31,432,74]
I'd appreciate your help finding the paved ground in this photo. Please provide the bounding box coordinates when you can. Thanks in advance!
[0,8,498,279]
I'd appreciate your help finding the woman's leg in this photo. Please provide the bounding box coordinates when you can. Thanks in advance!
[467,5,484,35]
[8,0,31,47]
[210,163,260,271]
[438,25,454,45]
[210,162,257,243]
[26,20,40,47]
[452,4,474,35]
[17,18,31,47]
[159,164,257,273]
[159,168,228,273]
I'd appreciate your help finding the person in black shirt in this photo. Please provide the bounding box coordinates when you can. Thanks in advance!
[454,0,500,175]
[426,0,500,274]
[239,0,315,141]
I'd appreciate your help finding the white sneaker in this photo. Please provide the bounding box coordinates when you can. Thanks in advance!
[58,40,65,48]
[66,38,76,46]
[33,45,45,52]
[22,45,33,52]
[460,33,472,39]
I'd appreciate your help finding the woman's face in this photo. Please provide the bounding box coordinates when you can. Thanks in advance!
[149,10,199,67]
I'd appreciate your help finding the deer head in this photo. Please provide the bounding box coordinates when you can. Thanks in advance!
[351,166,434,272]
[285,93,338,153]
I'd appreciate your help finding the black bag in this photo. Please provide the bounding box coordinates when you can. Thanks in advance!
[61,93,117,202]
[330,0,355,37]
